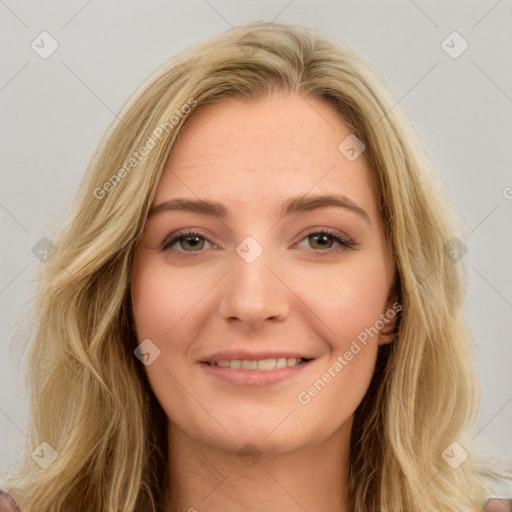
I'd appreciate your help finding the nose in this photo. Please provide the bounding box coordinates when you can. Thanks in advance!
[217,242,290,329]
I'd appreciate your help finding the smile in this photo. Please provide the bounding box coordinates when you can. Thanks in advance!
[200,357,316,387]
[205,357,311,370]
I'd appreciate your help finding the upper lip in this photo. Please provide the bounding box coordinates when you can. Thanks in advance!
[201,350,316,363]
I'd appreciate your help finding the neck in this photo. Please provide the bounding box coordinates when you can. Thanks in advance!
[165,422,353,512]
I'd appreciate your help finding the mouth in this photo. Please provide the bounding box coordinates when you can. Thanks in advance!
[202,357,314,370]
[200,356,316,386]
[202,357,313,371]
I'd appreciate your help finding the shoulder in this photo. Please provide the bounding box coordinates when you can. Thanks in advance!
[0,490,20,512]
[482,496,512,511]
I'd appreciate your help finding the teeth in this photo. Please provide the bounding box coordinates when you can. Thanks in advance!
[257,358,276,370]
[241,360,258,370]
[213,358,306,370]
[276,357,287,368]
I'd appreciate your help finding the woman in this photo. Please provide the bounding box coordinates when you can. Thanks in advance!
[1,21,510,512]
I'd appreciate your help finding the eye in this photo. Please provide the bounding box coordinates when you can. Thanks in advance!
[161,230,214,252]
[295,229,355,253]
[161,228,355,254]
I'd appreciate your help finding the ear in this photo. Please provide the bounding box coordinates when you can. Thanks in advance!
[378,296,401,346]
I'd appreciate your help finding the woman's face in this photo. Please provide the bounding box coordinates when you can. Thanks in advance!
[131,93,396,455]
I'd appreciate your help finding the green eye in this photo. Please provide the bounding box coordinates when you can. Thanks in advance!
[161,228,355,254]
[161,231,212,252]
[297,229,355,252]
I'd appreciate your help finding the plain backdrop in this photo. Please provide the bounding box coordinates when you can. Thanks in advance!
[1,0,511,480]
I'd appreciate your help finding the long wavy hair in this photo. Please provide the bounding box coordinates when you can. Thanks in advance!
[2,21,505,512]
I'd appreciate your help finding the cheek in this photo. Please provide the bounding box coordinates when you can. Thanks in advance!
[292,279,384,430]
[131,255,203,341]
[130,257,208,422]
[292,255,390,350]
[290,255,389,406]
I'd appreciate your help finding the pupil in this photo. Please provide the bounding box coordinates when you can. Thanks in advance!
[184,236,202,250]
[313,234,331,248]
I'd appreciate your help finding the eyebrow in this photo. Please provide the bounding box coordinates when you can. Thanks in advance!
[148,193,370,222]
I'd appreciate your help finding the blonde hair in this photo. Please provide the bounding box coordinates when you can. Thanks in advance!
[3,21,506,512]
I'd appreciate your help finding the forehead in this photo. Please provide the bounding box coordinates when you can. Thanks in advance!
[154,94,376,219]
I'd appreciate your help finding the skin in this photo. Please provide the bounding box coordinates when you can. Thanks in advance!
[131,93,398,512]
[483,499,512,512]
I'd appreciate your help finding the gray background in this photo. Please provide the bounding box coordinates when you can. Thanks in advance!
[1,0,511,478]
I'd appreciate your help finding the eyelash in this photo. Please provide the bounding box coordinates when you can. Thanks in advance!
[160,228,355,255]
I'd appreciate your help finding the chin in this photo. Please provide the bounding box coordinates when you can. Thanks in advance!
[203,428,307,458]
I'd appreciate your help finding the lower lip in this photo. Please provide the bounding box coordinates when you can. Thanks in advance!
[200,360,314,386]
